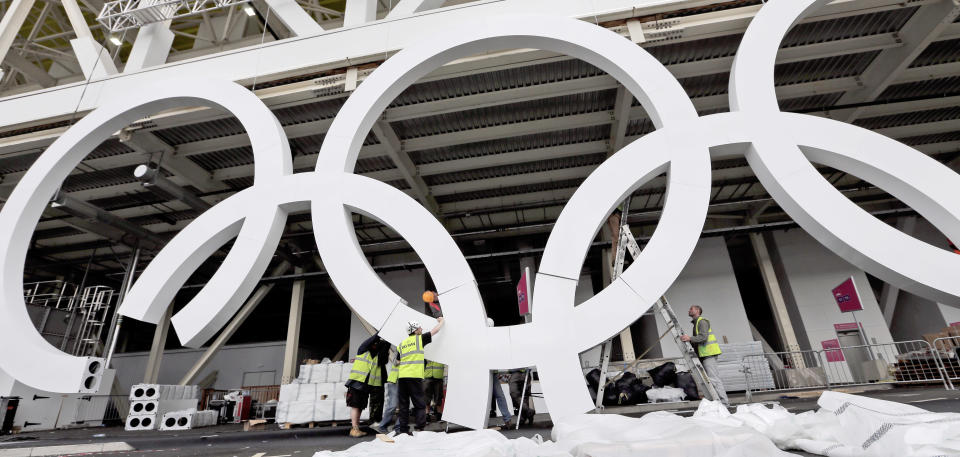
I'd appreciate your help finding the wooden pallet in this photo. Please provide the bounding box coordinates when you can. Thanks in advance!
[279,421,341,429]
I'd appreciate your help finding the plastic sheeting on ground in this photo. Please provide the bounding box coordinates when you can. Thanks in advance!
[313,392,960,457]
[693,391,960,457]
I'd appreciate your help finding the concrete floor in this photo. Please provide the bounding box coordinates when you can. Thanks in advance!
[2,386,958,457]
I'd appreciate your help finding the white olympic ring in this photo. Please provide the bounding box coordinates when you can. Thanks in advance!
[0,0,958,431]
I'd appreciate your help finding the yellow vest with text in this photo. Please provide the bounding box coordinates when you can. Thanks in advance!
[425,361,445,379]
[398,334,425,379]
[694,316,722,357]
[348,352,382,387]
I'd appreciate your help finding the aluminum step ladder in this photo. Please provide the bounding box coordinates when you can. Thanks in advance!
[594,196,719,409]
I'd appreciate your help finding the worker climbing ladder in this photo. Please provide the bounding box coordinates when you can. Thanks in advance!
[594,196,720,409]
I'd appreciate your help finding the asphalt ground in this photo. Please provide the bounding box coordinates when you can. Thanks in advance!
[2,386,958,457]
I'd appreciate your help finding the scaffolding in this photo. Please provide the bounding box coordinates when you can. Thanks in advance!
[98,0,251,32]
[23,280,80,310]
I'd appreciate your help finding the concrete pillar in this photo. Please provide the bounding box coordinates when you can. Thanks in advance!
[281,266,305,384]
[143,304,172,383]
[749,231,802,353]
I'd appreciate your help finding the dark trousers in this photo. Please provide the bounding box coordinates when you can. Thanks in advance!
[396,378,426,433]
[423,378,443,415]
[508,371,535,420]
[368,385,384,422]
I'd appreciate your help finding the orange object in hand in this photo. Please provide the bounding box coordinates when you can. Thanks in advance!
[422,291,437,303]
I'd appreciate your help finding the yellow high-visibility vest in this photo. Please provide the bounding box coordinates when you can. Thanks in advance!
[398,334,425,379]
[387,365,399,383]
[425,361,445,379]
[348,352,382,387]
[694,317,722,358]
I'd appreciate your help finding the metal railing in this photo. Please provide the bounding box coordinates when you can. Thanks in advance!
[933,336,960,390]
[742,339,951,400]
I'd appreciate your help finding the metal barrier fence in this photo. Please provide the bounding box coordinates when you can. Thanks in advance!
[933,336,960,390]
[742,339,950,400]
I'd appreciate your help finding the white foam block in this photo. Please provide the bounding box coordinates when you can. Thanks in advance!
[314,399,335,422]
[340,363,353,382]
[279,384,300,403]
[317,383,335,400]
[326,363,343,383]
[308,364,328,383]
[335,383,348,398]
[286,400,315,424]
[297,383,317,402]
[333,399,350,421]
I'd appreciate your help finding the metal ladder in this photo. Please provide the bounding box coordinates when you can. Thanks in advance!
[73,285,115,357]
[594,196,719,409]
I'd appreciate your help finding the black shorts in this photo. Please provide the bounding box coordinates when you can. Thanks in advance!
[345,386,369,408]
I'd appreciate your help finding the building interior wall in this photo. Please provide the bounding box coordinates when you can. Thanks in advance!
[657,237,753,358]
[771,229,894,349]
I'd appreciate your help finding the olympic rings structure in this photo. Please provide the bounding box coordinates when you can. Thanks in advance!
[1,0,959,430]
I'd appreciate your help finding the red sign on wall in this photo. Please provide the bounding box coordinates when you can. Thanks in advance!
[821,339,845,362]
[833,322,862,332]
[517,271,530,315]
[832,277,863,313]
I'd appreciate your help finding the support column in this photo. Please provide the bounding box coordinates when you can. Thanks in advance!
[343,0,377,27]
[281,266,305,384]
[0,0,37,82]
[519,242,537,324]
[125,21,174,72]
[179,261,291,385]
[143,304,172,383]
[62,0,118,78]
[880,216,915,327]
[749,231,802,354]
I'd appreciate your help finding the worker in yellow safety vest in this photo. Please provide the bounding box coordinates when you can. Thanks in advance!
[423,360,445,420]
[395,317,444,435]
[345,335,387,437]
[680,305,729,406]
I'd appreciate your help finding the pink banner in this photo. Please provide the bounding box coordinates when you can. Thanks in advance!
[832,277,863,313]
[821,339,845,362]
[517,271,530,315]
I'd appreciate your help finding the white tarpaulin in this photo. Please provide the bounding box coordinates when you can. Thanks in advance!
[313,392,960,457]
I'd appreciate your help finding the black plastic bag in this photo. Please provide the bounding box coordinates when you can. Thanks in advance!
[602,383,619,406]
[631,383,649,404]
[647,361,677,387]
[586,368,601,390]
[614,372,637,391]
[676,371,699,400]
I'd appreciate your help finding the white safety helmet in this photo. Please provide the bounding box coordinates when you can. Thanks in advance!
[406,320,421,334]
[486,318,495,328]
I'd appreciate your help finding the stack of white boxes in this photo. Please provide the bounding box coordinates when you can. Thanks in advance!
[159,408,218,431]
[717,342,775,391]
[125,384,200,431]
[276,361,360,425]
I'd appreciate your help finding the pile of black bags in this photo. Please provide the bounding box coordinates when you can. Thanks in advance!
[585,361,700,406]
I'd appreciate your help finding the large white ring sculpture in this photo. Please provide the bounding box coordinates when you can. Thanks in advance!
[0,0,958,428]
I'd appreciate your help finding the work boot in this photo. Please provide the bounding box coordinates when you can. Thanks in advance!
[349,426,367,438]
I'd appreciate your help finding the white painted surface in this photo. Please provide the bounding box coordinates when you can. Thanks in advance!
[659,237,753,358]
[0,369,115,432]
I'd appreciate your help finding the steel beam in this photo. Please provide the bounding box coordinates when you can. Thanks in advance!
[343,0,376,27]
[143,303,172,383]
[281,266,305,384]
[371,120,440,215]
[386,0,445,18]
[3,51,57,87]
[747,223,803,356]
[179,261,291,385]
[833,0,960,123]
[0,0,36,82]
